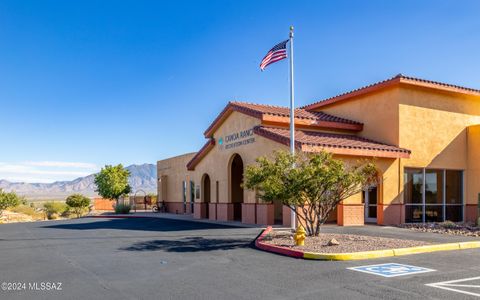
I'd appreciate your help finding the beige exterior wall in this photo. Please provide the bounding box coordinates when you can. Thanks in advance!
[313,87,400,145]
[157,153,195,211]
[467,125,480,219]
[312,84,480,223]
[397,86,480,207]
[190,111,288,205]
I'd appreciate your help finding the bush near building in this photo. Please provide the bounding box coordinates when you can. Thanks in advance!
[114,203,131,214]
[244,150,377,236]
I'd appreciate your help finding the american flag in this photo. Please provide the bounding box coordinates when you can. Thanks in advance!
[260,40,288,71]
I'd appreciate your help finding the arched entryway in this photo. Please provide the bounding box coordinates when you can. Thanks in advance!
[202,174,211,219]
[229,154,244,221]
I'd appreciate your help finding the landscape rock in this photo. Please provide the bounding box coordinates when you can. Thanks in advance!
[327,238,340,246]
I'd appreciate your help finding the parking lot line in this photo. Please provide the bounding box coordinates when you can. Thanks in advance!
[426,276,480,297]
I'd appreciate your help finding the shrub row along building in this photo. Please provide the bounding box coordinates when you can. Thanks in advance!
[157,74,480,226]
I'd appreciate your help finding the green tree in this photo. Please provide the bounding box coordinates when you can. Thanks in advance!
[94,164,131,204]
[244,151,377,236]
[65,194,91,218]
[0,189,22,215]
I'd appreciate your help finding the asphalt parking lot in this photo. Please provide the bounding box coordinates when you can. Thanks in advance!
[0,217,479,300]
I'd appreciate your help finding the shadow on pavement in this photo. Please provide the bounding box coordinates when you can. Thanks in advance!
[42,217,242,232]
[120,236,252,252]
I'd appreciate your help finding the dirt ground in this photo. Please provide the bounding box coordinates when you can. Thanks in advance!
[263,231,429,253]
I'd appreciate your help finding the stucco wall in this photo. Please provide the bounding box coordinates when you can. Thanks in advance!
[314,85,480,223]
[157,153,195,211]
[466,125,480,205]
[398,86,480,169]
[397,86,480,208]
[313,87,400,146]
[191,111,288,205]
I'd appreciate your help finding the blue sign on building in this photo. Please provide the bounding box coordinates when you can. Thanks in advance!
[348,263,435,277]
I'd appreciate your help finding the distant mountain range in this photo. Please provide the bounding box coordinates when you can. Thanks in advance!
[0,164,157,200]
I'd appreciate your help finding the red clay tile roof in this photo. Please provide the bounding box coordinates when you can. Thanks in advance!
[303,74,480,110]
[204,101,362,137]
[254,126,411,158]
[186,138,215,171]
[230,101,362,124]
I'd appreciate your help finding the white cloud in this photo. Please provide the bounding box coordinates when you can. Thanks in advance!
[0,161,99,183]
[23,161,98,169]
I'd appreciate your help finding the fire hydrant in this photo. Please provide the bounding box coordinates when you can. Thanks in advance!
[293,225,306,246]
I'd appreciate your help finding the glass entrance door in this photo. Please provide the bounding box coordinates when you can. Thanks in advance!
[364,187,378,223]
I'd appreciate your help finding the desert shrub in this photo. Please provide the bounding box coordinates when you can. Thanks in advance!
[244,150,377,236]
[0,189,22,214]
[440,220,458,229]
[9,205,43,220]
[65,194,91,218]
[43,201,68,220]
[114,203,131,214]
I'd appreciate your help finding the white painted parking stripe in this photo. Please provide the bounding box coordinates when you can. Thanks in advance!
[426,276,480,297]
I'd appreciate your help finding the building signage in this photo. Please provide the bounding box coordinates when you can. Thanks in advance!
[218,128,255,150]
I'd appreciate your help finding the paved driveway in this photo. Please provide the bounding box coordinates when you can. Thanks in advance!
[1,217,480,299]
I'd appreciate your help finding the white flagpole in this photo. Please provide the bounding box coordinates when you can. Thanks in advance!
[289,26,296,230]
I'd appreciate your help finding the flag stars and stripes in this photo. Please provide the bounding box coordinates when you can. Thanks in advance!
[260,40,288,71]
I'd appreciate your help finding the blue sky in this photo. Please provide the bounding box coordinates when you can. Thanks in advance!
[1,0,479,182]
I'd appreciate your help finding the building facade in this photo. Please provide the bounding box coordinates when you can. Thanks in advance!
[157,74,480,226]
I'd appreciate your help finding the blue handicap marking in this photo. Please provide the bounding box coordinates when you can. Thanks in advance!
[348,263,436,277]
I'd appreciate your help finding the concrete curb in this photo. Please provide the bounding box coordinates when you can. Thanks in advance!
[255,226,480,261]
[255,226,304,258]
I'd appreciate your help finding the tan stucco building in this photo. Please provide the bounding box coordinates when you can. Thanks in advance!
[157,74,480,226]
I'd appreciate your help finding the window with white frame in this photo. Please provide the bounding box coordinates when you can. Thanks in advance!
[404,168,463,223]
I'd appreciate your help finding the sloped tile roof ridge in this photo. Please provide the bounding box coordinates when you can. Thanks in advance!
[229,100,362,125]
[303,74,480,109]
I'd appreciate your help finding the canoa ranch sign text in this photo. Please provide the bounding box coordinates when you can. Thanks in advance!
[218,128,255,150]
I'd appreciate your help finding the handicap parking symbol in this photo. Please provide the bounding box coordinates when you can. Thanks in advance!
[348,263,436,277]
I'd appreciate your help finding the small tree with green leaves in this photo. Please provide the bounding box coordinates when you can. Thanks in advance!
[244,151,377,236]
[0,189,22,215]
[66,194,91,218]
[94,164,131,205]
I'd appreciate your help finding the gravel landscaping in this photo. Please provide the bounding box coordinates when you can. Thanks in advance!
[263,230,430,253]
[399,222,480,237]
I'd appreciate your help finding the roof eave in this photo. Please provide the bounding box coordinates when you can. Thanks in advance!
[303,77,401,110]
[261,114,363,132]
[304,75,480,111]
[301,144,411,159]
[186,139,216,171]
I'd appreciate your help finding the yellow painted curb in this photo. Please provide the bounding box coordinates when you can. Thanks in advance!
[458,241,480,249]
[301,241,480,260]
[304,249,394,261]
[392,242,459,256]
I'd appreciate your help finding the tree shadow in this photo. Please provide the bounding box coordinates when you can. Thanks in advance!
[120,236,253,252]
[42,217,242,233]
